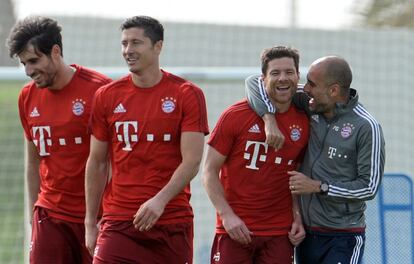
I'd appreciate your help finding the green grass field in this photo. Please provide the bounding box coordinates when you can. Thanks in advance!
[0,81,25,263]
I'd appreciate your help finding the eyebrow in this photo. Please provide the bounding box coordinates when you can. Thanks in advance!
[306,76,315,86]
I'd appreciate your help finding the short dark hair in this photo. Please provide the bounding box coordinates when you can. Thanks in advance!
[6,16,63,58]
[261,46,300,75]
[322,56,353,93]
[120,16,164,45]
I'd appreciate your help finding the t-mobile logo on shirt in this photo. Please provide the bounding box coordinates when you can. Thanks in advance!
[32,126,51,156]
[244,140,268,170]
[115,121,138,151]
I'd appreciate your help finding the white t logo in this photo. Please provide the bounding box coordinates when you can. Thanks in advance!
[328,146,337,159]
[32,126,51,156]
[115,121,138,151]
[244,140,268,170]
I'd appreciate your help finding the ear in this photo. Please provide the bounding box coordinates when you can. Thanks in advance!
[51,44,61,59]
[154,40,163,54]
[329,83,340,97]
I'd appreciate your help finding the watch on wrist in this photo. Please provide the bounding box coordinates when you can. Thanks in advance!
[320,182,329,194]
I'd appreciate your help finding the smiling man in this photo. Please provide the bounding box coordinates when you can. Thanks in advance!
[84,16,209,263]
[245,56,385,264]
[7,16,111,264]
[203,46,308,264]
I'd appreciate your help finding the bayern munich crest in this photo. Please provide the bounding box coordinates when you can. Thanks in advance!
[289,124,302,141]
[72,98,86,116]
[341,123,355,138]
[161,97,176,113]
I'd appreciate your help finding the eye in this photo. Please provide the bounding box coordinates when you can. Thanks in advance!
[287,70,296,75]
[270,71,279,76]
[306,81,315,87]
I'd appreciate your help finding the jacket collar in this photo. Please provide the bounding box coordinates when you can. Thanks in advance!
[333,88,358,117]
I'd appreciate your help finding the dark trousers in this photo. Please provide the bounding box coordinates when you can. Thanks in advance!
[296,230,365,264]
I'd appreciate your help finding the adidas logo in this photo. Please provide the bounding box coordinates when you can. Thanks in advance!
[30,107,40,117]
[113,103,126,113]
[248,124,261,133]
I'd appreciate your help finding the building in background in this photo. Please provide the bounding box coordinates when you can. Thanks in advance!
[0,0,17,66]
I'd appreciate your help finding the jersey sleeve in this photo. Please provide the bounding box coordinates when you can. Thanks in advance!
[17,87,32,141]
[245,74,276,116]
[328,121,385,201]
[180,83,209,135]
[207,108,236,157]
[89,88,110,141]
[246,75,312,116]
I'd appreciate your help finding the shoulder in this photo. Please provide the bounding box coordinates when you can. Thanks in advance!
[95,75,130,96]
[19,82,36,99]
[352,103,381,128]
[164,70,203,93]
[74,64,112,86]
[220,100,255,122]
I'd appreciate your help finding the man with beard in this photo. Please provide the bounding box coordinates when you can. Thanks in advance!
[203,46,307,264]
[7,16,111,263]
[245,56,385,264]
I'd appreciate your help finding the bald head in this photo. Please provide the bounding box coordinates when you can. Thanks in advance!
[311,56,352,96]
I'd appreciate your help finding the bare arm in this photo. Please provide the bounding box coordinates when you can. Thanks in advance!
[84,136,108,255]
[133,131,205,231]
[202,146,252,245]
[25,139,40,223]
[288,194,305,246]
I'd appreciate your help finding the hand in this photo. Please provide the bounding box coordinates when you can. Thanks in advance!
[288,171,320,194]
[288,218,305,246]
[133,197,166,231]
[221,211,253,245]
[85,223,99,256]
[263,114,284,150]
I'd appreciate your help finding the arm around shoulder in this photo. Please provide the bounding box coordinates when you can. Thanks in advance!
[245,74,275,116]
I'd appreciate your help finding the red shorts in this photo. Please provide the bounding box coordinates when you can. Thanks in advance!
[93,220,193,264]
[30,206,91,264]
[210,234,293,264]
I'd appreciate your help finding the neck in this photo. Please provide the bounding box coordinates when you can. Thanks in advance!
[272,100,291,113]
[131,67,163,88]
[323,95,349,120]
[49,63,75,90]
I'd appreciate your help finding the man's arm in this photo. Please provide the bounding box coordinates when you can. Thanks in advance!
[202,146,252,245]
[85,136,109,255]
[25,139,40,223]
[132,131,205,231]
[288,194,305,246]
[245,75,284,150]
[288,124,385,201]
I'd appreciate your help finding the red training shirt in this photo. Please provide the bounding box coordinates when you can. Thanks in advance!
[18,64,111,223]
[90,70,209,224]
[208,100,309,236]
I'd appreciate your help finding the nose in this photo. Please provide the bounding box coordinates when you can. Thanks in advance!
[303,83,310,93]
[123,43,133,55]
[278,72,288,81]
[24,64,34,77]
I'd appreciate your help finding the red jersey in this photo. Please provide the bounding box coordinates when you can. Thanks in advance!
[18,64,111,223]
[90,70,209,224]
[208,100,309,236]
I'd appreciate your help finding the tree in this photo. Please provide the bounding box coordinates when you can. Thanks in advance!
[0,0,17,66]
[354,0,414,28]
